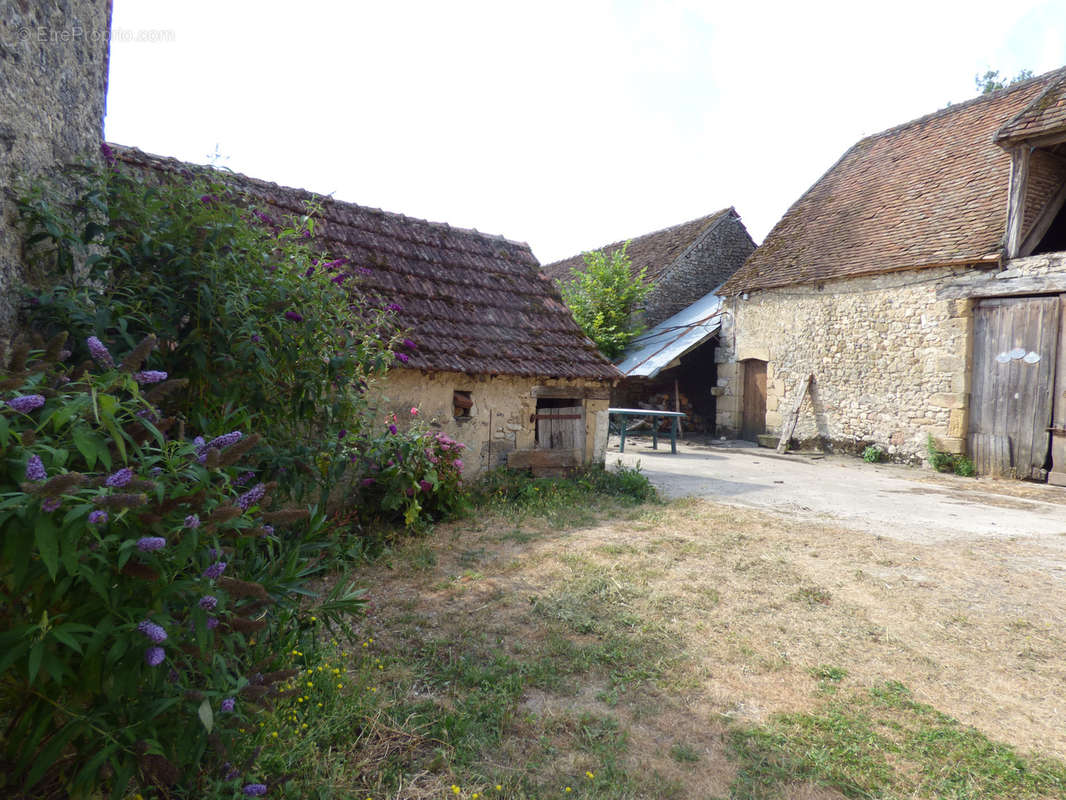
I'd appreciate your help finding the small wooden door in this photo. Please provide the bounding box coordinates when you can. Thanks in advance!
[741,360,767,442]
[969,296,1059,479]
[536,403,585,458]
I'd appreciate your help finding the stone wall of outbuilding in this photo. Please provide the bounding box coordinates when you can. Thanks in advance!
[643,213,755,327]
[0,0,112,342]
[716,253,1066,462]
[370,369,611,476]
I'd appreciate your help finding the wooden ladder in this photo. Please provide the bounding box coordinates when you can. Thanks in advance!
[777,373,813,454]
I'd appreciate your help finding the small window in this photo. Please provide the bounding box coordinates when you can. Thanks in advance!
[453,390,472,419]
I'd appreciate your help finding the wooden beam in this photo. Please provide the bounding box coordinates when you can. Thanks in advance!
[777,373,812,454]
[1005,146,1031,259]
[1001,130,1066,151]
[937,273,1066,300]
[531,385,609,400]
[1020,178,1066,257]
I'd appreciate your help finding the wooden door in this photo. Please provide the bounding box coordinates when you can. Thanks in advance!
[536,404,585,458]
[741,360,767,442]
[969,296,1059,479]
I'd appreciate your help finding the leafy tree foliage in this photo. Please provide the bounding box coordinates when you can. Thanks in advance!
[975,68,1034,94]
[558,242,651,361]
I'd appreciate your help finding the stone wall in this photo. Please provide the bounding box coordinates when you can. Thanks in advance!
[370,369,611,476]
[0,0,112,340]
[717,254,1066,462]
[643,212,755,326]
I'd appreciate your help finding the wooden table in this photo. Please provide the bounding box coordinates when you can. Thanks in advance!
[609,408,686,455]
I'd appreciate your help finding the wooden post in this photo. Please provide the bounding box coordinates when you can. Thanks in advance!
[777,374,812,454]
[674,378,683,437]
[1005,146,1030,259]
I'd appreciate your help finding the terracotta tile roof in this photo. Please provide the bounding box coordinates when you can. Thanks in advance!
[112,146,619,382]
[541,209,733,285]
[721,68,1066,295]
[996,76,1066,144]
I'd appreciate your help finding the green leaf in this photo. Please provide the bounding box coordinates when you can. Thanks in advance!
[23,721,84,790]
[72,743,116,792]
[34,513,60,580]
[50,625,84,654]
[72,426,106,469]
[197,697,214,733]
[28,639,44,683]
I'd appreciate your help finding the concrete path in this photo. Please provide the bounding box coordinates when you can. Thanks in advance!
[612,437,1066,544]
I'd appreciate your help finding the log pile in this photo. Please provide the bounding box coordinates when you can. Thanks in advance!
[637,391,710,433]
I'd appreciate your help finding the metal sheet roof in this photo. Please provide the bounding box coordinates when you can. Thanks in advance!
[615,290,723,378]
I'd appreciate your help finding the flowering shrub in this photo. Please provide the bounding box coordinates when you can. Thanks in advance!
[0,334,365,796]
[18,156,400,500]
[348,411,466,528]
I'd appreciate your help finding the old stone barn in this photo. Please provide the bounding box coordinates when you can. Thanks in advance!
[115,146,620,477]
[717,66,1066,482]
[543,209,754,433]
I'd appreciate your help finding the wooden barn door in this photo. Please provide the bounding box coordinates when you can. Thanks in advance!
[535,400,585,459]
[741,360,767,442]
[969,296,1059,479]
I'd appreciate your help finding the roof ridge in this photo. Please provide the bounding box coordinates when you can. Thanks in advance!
[852,65,1066,146]
[108,143,536,253]
[543,208,732,269]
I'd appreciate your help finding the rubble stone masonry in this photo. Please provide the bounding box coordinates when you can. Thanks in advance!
[716,253,1066,462]
[0,0,111,340]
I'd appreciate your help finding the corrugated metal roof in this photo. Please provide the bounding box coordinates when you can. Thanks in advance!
[615,290,723,378]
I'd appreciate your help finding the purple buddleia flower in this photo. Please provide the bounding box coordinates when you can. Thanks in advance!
[330,273,349,285]
[105,467,134,488]
[237,483,265,511]
[203,561,227,580]
[221,697,236,712]
[25,454,46,482]
[419,480,433,493]
[184,514,200,529]
[262,525,274,535]
[284,311,303,322]
[243,784,267,797]
[133,370,168,385]
[86,336,115,369]
[337,429,347,440]
[137,536,166,552]
[7,394,46,413]
[303,266,315,277]
[395,353,409,364]
[199,595,218,610]
[193,436,206,448]
[360,478,375,487]
[250,334,261,343]
[41,497,61,512]
[88,510,108,524]
[206,616,219,629]
[236,471,255,486]
[137,620,168,644]
[388,424,397,435]
[145,646,165,667]
[100,142,116,167]
[386,303,403,312]
[402,338,417,350]
[205,431,242,452]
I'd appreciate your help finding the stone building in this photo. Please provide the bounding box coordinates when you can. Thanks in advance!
[543,210,754,433]
[542,208,755,328]
[115,147,620,477]
[717,67,1066,481]
[0,0,112,341]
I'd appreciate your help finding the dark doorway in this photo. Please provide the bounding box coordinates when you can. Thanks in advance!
[741,359,767,442]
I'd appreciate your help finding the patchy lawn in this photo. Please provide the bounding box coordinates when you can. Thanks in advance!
[297,487,1066,798]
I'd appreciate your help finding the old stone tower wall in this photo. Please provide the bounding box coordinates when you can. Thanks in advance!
[0,0,112,340]
[643,212,756,327]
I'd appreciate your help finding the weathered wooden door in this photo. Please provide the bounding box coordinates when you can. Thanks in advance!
[536,404,585,457]
[741,360,767,442]
[969,296,1059,479]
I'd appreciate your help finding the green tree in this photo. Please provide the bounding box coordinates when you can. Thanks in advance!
[559,242,651,360]
[975,68,1034,94]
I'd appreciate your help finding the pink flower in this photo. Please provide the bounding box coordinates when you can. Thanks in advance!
[410,407,418,416]
[454,460,463,470]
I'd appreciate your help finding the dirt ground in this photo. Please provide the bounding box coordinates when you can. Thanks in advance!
[366,443,1066,796]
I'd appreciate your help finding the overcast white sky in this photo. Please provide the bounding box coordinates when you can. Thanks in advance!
[105,1,1066,264]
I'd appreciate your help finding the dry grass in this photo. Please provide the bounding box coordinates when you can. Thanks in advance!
[354,493,1066,797]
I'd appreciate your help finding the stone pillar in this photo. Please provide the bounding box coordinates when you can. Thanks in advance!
[0,0,112,341]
